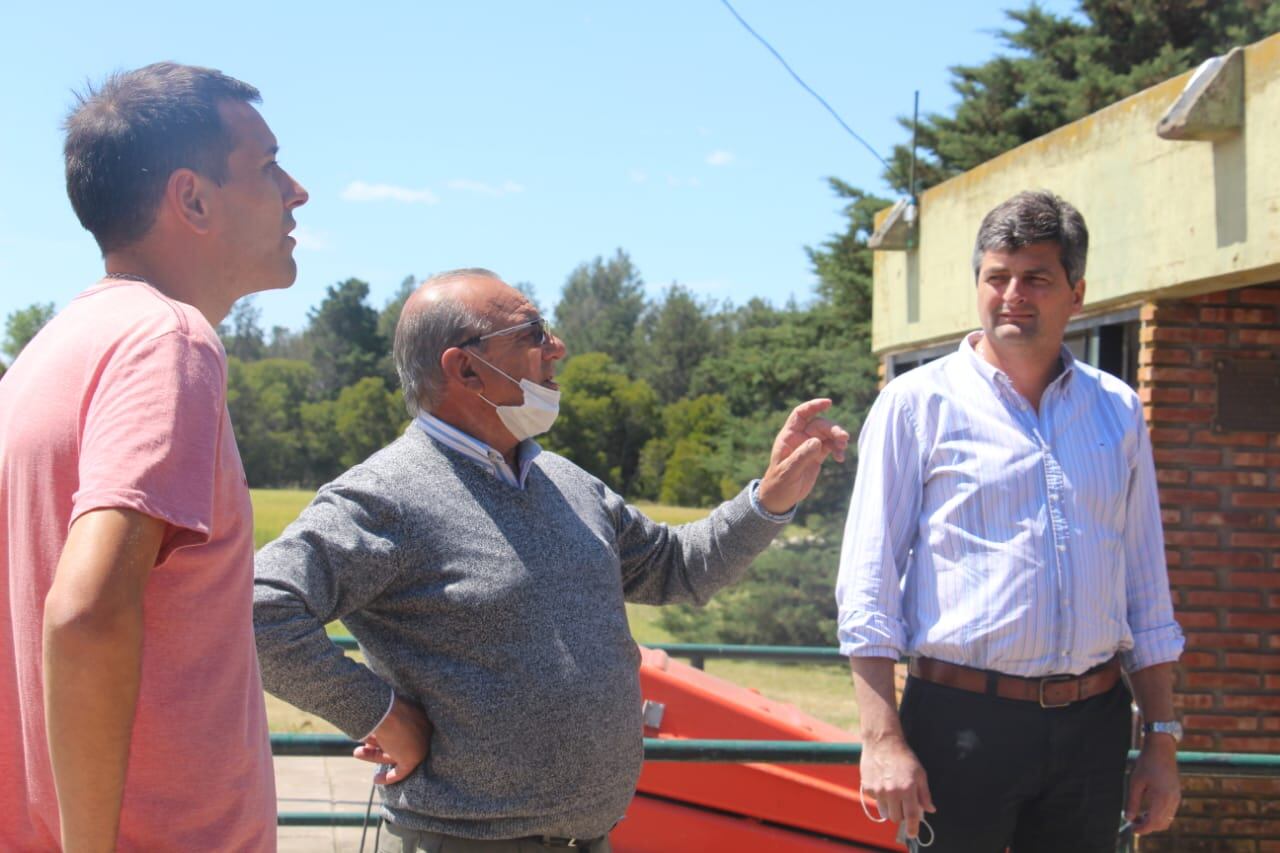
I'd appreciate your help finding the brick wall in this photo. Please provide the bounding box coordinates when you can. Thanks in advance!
[1138,282,1280,850]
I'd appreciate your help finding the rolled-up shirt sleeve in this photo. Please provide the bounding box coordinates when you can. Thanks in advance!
[1120,410,1185,672]
[836,387,923,660]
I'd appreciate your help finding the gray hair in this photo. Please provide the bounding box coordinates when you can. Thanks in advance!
[393,268,501,415]
[972,190,1088,284]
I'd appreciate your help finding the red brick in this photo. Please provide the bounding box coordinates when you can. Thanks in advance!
[1238,287,1280,305]
[1177,610,1221,628]
[1239,329,1280,345]
[1156,449,1222,466]
[1180,651,1219,667]
[1165,530,1220,547]
[1194,471,1270,487]
[1143,386,1194,404]
[1226,612,1280,629]
[1166,549,1182,566]
[1162,508,1184,525]
[1170,571,1219,588]
[1231,573,1280,589]
[1190,551,1265,568]
[1177,795,1258,815]
[1200,307,1277,324]
[1223,778,1280,795]
[1186,632,1259,649]
[1220,818,1280,835]
[1185,714,1260,731]
[1195,392,1221,408]
[1186,591,1262,607]
[1233,452,1280,467]
[1226,654,1280,670]
[1270,593,1280,609]
[1150,406,1215,424]
[1173,692,1219,709]
[1150,327,1230,344]
[1186,671,1262,688]
[1139,366,1215,384]
[1232,532,1280,548]
[1161,489,1225,507]
[1146,303,1200,322]
[1194,430,1273,447]
[1222,694,1280,711]
[1234,492,1280,509]
[1192,511,1267,528]
[1181,734,1218,751]
[1157,468,1191,485]
[1142,347,1193,366]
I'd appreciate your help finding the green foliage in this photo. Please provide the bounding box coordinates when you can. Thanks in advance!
[219,297,266,361]
[227,358,318,487]
[305,278,390,396]
[886,0,1280,193]
[552,250,645,368]
[3,302,55,360]
[632,284,722,403]
[333,378,410,469]
[542,352,659,495]
[658,531,840,647]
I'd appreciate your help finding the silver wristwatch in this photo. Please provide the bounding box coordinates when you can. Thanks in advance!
[1143,720,1183,743]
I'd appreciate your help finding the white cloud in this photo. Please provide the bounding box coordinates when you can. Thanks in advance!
[340,181,439,204]
[628,169,648,184]
[706,150,735,167]
[290,225,328,251]
[446,179,525,197]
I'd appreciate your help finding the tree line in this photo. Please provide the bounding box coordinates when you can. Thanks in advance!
[5,1,1272,645]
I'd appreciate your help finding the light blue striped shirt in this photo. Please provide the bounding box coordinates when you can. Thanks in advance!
[836,333,1183,676]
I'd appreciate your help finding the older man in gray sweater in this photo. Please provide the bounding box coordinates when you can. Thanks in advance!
[254,268,848,852]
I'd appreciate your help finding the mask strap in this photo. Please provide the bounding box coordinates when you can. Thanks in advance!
[858,784,935,848]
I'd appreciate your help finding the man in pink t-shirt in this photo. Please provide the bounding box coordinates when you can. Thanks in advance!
[0,62,307,851]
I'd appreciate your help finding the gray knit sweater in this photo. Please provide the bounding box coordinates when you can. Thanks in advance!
[253,426,786,839]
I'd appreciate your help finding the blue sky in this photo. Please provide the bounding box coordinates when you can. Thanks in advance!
[1,0,1078,334]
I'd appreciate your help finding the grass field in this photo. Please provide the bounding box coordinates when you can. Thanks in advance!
[252,489,857,734]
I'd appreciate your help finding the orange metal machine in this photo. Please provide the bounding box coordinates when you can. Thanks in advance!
[611,648,903,852]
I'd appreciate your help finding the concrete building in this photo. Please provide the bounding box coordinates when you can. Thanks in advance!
[869,32,1280,849]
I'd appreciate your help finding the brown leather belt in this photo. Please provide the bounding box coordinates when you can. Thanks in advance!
[908,656,1122,708]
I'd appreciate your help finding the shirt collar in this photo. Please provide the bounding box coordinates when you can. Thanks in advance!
[413,412,542,488]
[961,331,1077,394]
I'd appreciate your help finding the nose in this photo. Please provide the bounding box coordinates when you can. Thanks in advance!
[1004,275,1028,304]
[284,170,309,209]
[543,331,567,361]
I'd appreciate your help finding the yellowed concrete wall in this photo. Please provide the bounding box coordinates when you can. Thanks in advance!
[874,33,1280,355]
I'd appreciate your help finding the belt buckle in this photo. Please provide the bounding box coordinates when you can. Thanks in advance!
[1038,674,1075,708]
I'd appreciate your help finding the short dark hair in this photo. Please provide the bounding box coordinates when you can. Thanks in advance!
[63,62,261,253]
[972,190,1089,284]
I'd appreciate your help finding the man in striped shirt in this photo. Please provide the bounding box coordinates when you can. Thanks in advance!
[837,190,1183,851]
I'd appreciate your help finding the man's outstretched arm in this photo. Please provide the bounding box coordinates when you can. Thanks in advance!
[43,508,165,853]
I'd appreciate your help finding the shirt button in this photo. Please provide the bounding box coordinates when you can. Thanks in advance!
[1061,651,1069,657]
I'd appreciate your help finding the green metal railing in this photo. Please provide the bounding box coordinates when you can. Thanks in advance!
[332,635,844,668]
[295,638,1280,841]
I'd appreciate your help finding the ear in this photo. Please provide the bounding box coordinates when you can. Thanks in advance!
[1070,278,1086,314]
[164,168,214,235]
[440,347,486,393]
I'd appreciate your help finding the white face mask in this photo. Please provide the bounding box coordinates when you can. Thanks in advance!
[469,351,561,440]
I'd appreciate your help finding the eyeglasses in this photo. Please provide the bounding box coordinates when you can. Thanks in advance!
[459,317,552,349]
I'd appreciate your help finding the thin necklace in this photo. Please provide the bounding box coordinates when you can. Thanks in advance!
[104,272,150,283]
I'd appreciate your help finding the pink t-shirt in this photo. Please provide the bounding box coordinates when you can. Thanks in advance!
[0,279,275,851]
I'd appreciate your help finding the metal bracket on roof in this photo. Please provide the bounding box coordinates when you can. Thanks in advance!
[1157,47,1244,142]
[867,197,917,251]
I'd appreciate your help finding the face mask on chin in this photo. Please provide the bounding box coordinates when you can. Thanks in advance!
[469,351,561,440]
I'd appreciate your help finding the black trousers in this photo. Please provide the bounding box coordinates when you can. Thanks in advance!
[899,675,1132,853]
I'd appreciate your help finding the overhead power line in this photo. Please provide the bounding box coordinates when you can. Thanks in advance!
[718,0,895,175]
